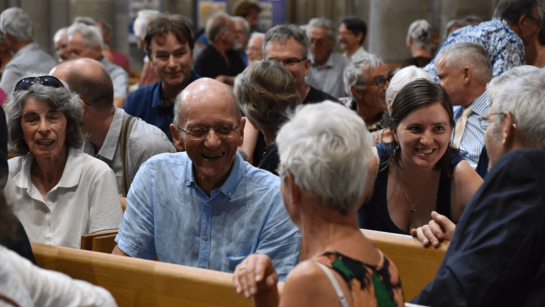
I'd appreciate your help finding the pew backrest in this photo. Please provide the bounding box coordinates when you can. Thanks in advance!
[32,242,257,307]
[81,230,119,253]
[362,229,449,301]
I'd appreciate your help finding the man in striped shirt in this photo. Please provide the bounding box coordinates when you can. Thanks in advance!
[435,42,492,167]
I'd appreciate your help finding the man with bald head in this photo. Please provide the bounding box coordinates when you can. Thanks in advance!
[112,78,301,281]
[50,58,175,197]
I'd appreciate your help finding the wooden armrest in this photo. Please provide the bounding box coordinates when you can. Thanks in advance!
[81,230,119,251]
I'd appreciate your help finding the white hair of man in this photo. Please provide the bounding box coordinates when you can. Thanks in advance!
[205,13,230,42]
[133,9,159,40]
[407,19,432,49]
[67,22,103,49]
[231,16,250,34]
[487,65,538,102]
[436,42,493,83]
[53,27,67,44]
[250,32,265,40]
[0,7,33,42]
[343,53,383,102]
[492,69,545,149]
[276,101,373,214]
[306,17,336,43]
[386,65,433,112]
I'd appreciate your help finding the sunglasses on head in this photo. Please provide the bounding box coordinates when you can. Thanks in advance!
[14,76,65,92]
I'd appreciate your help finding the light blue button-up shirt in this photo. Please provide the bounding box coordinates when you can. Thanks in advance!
[116,151,301,280]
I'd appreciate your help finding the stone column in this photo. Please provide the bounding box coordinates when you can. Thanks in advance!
[69,0,116,36]
[21,0,50,55]
[348,0,371,50]
[368,0,432,63]
[49,0,70,56]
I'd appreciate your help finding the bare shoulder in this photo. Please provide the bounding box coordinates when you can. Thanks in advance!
[450,159,483,220]
[279,260,343,307]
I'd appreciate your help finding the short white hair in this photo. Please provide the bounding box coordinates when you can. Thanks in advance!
[407,19,432,49]
[250,32,265,41]
[386,65,433,112]
[276,101,373,214]
[307,17,336,43]
[487,65,538,102]
[67,22,103,49]
[231,16,250,34]
[0,7,33,42]
[133,9,159,40]
[492,69,545,149]
[53,27,67,44]
[436,42,492,82]
[344,53,383,102]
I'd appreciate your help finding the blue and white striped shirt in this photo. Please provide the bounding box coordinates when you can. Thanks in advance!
[452,90,490,167]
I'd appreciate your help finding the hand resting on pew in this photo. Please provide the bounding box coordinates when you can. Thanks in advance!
[232,254,279,305]
[411,211,456,248]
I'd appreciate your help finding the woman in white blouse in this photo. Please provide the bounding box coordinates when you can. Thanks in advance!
[4,75,122,249]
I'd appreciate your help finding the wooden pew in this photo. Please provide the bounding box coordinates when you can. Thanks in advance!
[362,229,449,301]
[81,230,119,253]
[32,242,270,307]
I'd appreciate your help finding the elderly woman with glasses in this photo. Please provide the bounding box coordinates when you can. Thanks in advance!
[4,75,122,249]
[232,101,405,307]
[234,60,299,175]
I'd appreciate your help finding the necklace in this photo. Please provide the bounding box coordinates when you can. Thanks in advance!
[399,170,438,213]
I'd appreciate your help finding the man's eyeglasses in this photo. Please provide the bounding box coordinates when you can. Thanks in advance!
[479,113,504,130]
[269,57,307,67]
[176,122,241,139]
[14,76,65,92]
[370,74,393,88]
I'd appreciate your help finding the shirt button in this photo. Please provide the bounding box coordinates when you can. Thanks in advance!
[204,236,208,241]
[224,259,228,264]
[228,192,232,196]
[186,180,190,184]
[206,203,210,207]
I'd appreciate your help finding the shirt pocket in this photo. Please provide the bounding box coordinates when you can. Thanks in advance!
[222,252,249,272]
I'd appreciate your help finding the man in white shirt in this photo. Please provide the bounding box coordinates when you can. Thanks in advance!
[339,16,370,60]
[0,8,56,94]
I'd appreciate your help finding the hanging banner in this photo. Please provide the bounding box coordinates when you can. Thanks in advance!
[258,0,284,31]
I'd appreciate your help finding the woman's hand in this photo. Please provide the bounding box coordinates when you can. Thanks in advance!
[411,211,456,248]
[232,254,278,299]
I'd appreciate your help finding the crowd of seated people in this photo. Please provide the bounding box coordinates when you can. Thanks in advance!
[2,0,545,306]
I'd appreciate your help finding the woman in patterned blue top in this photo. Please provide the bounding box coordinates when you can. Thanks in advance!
[358,79,483,235]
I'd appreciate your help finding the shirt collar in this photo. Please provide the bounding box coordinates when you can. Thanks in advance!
[184,151,245,198]
[310,51,335,68]
[468,90,490,116]
[95,106,124,161]
[14,42,39,58]
[14,147,83,189]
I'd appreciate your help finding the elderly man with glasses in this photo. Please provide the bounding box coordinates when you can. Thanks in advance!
[112,78,301,281]
[343,53,391,132]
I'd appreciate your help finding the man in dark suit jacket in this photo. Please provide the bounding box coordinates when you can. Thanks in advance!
[411,68,545,306]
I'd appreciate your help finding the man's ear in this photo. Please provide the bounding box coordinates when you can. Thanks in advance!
[462,67,471,85]
[170,123,185,152]
[303,58,311,76]
[237,117,246,147]
[351,85,364,101]
[500,111,517,147]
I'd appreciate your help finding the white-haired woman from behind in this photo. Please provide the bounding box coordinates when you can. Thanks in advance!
[232,101,405,307]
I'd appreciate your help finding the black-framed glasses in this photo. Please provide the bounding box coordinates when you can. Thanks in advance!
[269,57,307,67]
[525,14,541,23]
[176,121,241,139]
[479,112,503,130]
[14,76,65,93]
[370,74,393,88]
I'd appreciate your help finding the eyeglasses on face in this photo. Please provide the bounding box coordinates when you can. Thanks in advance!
[268,57,307,67]
[14,76,65,93]
[176,122,241,139]
[479,112,504,130]
[369,74,393,88]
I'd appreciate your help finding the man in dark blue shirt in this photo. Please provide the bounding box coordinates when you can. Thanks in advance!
[124,13,201,142]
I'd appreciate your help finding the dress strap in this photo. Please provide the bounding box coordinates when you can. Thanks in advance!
[314,261,349,307]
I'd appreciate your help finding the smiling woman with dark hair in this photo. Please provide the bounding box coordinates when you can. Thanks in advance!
[358,79,483,235]
[4,75,122,249]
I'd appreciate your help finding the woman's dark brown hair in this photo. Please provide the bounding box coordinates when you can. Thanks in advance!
[385,79,458,177]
